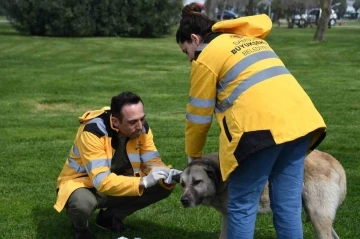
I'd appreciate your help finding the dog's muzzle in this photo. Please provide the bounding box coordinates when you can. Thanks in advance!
[180,196,191,208]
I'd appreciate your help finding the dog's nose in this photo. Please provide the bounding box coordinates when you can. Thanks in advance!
[181,197,190,208]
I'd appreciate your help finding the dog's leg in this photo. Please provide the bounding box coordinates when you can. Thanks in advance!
[302,180,341,239]
[219,213,228,239]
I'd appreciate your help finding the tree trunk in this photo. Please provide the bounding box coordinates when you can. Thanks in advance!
[205,0,218,21]
[247,0,254,16]
[220,0,228,20]
[313,0,331,42]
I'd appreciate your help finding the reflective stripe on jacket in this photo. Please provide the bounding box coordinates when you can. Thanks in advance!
[185,14,326,181]
[54,107,173,212]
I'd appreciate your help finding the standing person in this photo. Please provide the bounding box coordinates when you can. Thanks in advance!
[54,92,180,239]
[176,3,326,239]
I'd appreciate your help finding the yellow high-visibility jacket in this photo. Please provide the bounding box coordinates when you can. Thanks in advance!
[54,107,173,212]
[185,14,326,181]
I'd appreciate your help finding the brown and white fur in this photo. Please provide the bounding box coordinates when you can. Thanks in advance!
[175,150,346,239]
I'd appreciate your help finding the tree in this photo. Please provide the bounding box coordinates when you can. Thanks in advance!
[205,0,218,20]
[354,0,360,12]
[332,0,347,18]
[2,0,183,37]
[247,0,255,15]
[313,0,331,42]
[218,0,228,20]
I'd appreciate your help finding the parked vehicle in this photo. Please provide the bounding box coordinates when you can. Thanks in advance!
[343,12,359,19]
[289,8,337,28]
[216,10,239,20]
[289,12,308,28]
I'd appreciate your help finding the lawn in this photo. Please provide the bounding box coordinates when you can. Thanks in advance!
[0,20,359,239]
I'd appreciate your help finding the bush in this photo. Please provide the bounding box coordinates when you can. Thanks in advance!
[2,0,182,37]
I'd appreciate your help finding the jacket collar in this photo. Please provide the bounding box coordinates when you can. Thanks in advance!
[194,32,223,60]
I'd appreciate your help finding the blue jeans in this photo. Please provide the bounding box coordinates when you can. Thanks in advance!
[227,134,311,239]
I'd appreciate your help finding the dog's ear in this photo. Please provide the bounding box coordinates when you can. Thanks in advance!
[204,163,219,181]
[172,173,181,184]
[204,161,222,190]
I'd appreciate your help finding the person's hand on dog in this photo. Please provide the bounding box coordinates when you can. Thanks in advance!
[164,169,183,184]
[149,166,182,184]
[142,168,169,188]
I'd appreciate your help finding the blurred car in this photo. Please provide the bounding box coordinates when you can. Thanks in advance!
[343,12,359,19]
[307,8,337,26]
[290,8,337,28]
[216,10,239,20]
[290,12,308,28]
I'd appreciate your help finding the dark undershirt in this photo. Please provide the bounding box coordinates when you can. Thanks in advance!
[111,136,134,176]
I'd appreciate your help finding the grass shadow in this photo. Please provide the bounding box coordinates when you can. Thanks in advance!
[32,205,73,239]
[31,205,221,239]
[110,219,219,239]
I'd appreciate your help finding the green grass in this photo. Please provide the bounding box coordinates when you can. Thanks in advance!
[0,21,359,239]
[336,19,360,27]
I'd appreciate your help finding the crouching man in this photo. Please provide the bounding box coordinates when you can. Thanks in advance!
[54,92,180,239]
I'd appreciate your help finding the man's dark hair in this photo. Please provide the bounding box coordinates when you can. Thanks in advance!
[110,92,143,121]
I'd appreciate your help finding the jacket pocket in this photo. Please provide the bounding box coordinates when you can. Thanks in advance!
[222,116,232,142]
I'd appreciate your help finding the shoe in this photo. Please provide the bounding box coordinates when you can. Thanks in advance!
[73,225,94,239]
[95,209,127,232]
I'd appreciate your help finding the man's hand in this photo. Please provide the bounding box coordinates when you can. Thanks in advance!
[142,168,169,188]
[164,169,182,184]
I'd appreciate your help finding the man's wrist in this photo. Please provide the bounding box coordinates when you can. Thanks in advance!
[139,177,145,189]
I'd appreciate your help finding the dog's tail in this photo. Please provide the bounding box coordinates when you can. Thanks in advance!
[336,161,347,207]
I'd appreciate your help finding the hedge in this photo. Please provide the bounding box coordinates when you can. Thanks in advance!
[2,0,183,37]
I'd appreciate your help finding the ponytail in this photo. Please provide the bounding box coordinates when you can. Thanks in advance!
[176,3,216,44]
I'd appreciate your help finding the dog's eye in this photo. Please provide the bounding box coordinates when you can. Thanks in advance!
[193,180,202,186]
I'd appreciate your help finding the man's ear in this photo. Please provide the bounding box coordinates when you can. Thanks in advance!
[111,116,119,128]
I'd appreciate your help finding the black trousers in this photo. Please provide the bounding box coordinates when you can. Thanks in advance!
[66,184,173,228]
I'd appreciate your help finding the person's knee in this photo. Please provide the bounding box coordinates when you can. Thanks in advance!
[70,199,96,217]
[67,188,97,217]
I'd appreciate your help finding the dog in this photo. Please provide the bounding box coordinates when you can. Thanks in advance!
[175,150,347,239]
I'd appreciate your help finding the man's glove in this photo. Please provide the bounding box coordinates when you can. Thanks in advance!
[148,166,182,184]
[164,169,182,184]
[142,168,169,188]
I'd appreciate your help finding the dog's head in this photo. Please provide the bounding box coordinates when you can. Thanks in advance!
[176,153,222,208]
